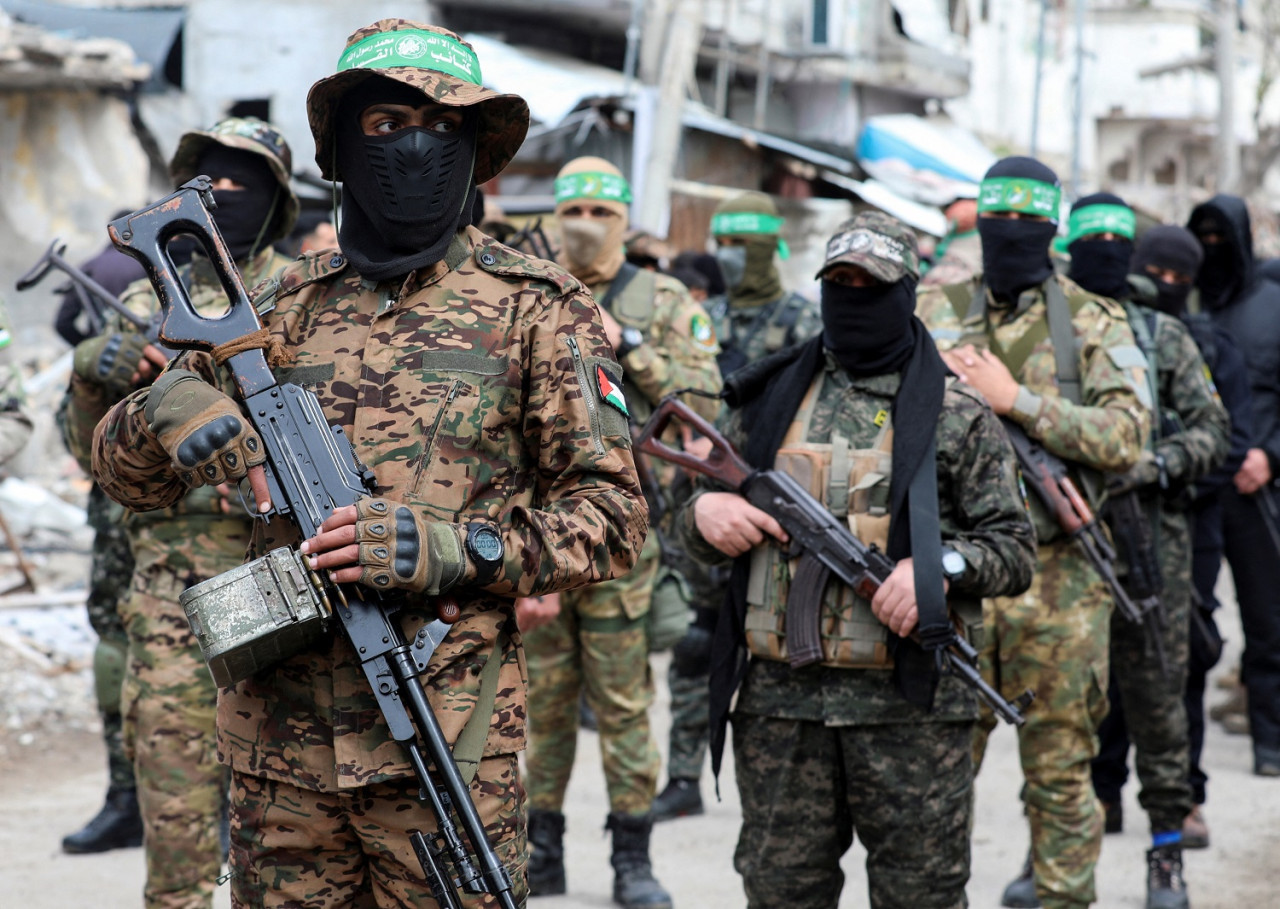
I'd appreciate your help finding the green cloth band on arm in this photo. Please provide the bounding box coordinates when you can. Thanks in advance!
[337,30,483,84]
[1067,204,1136,243]
[711,211,786,236]
[554,172,633,204]
[977,177,1062,222]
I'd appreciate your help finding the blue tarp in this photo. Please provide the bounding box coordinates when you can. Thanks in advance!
[856,114,996,207]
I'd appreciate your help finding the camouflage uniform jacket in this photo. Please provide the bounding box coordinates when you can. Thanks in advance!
[592,268,720,423]
[64,248,291,577]
[91,226,649,791]
[679,357,1037,724]
[705,290,822,376]
[1128,303,1230,493]
[916,274,1150,541]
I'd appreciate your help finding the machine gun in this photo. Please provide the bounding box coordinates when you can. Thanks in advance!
[1000,419,1167,671]
[635,395,1032,727]
[16,238,174,356]
[106,177,516,909]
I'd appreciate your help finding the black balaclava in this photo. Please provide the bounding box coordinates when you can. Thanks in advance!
[821,276,917,376]
[977,156,1060,302]
[1187,198,1252,311]
[335,77,479,281]
[197,145,279,262]
[1130,225,1205,316]
[1066,192,1134,300]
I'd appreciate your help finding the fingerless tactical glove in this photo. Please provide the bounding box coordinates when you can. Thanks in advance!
[73,330,151,398]
[353,497,465,594]
[144,369,265,487]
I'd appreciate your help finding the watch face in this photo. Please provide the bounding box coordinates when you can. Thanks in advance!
[622,327,644,348]
[470,526,504,563]
[942,550,965,577]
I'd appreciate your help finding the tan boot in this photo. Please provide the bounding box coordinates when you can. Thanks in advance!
[1181,805,1209,849]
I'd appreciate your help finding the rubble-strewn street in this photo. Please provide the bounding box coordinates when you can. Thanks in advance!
[1,562,1277,908]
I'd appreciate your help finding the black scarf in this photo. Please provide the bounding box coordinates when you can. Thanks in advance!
[1195,243,1239,311]
[979,218,1058,301]
[1068,238,1134,300]
[820,277,916,376]
[708,322,949,779]
[335,79,478,281]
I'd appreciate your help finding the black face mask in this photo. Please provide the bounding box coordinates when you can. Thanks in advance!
[1150,279,1193,316]
[1068,238,1134,300]
[335,80,479,281]
[978,218,1058,301]
[1196,242,1239,310]
[821,278,917,377]
[197,147,279,262]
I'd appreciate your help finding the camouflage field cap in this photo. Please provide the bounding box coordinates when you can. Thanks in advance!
[817,211,920,283]
[169,116,300,242]
[307,20,530,184]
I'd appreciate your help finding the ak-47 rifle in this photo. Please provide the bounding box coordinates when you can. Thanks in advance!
[1101,489,1170,677]
[636,395,1033,727]
[1000,419,1167,671]
[106,178,517,909]
[16,238,173,356]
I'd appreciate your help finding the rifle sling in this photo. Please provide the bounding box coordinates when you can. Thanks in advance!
[950,281,1086,406]
[450,623,509,787]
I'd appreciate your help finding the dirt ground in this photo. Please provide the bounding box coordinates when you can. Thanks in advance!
[1,570,1278,908]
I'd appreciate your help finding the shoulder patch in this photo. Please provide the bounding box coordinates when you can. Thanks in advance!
[475,240,583,297]
[595,363,629,417]
[689,310,717,351]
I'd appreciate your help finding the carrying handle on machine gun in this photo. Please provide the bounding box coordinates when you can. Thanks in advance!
[17,237,154,337]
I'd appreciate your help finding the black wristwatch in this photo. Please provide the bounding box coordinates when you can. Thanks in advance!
[616,326,645,359]
[465,523,505,583]
[940,546,967,585]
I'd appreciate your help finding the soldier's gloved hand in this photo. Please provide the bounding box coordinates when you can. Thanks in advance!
[143,368,265,487]
[300,498,465,595]
[1107,450,1162,496]
[73,330,150,398]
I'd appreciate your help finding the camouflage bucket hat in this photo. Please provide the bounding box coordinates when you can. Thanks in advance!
[169,116,300,241]
[817,211,920,283]
[307,20,530,184]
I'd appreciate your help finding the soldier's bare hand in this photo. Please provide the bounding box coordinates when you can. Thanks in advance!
[1235,447,1273,495]
[300,504,361,581]
[694,492,788,557]
[132,343,172,385]
[516,593,561,632]
[870,558,950,637]
[941,345,1020,415]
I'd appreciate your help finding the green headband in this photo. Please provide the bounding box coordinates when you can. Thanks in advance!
[977,177,1062,222]
[554,172,633,205]
[337,30,482,85]
[1067,204,1136,244]
[711,211,785,236]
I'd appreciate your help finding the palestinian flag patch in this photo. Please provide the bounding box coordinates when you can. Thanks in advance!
[597,365,629,417]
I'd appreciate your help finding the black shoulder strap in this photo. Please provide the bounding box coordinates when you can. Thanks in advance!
[600,261,641,314]
[1043,280,1083,406]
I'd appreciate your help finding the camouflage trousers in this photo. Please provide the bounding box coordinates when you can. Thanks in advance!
[227,757,527,908]
[1098,510,1193,833]
[973,543,1112,909]
[121,567,226,909]
[665,658,710,781]
[733,712,972,909]
[87,518,135,789]
[524,535,661,815]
